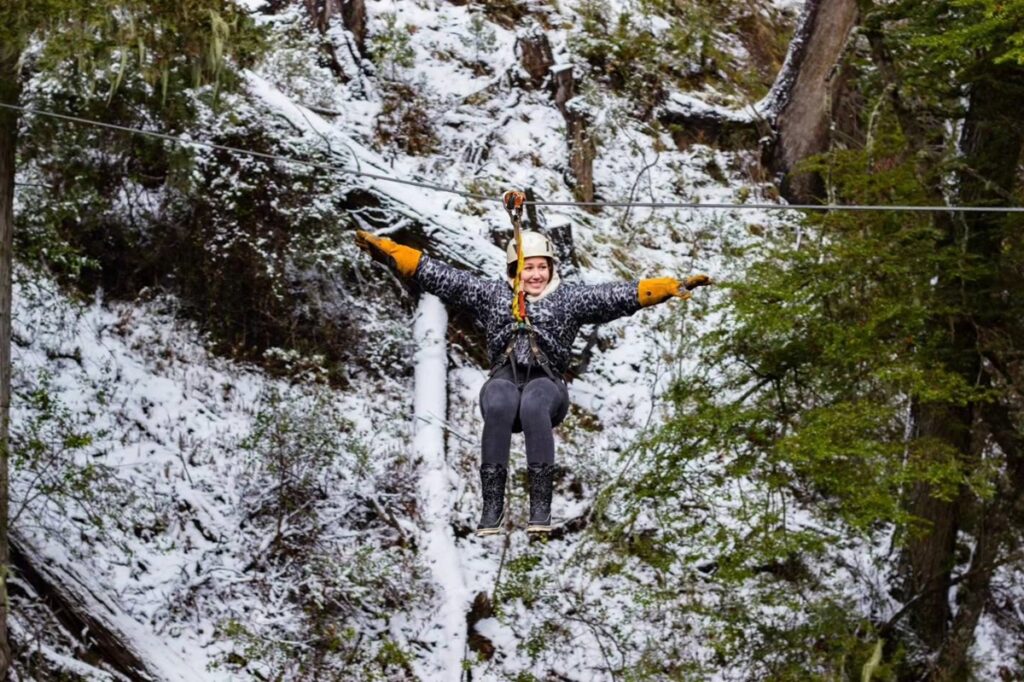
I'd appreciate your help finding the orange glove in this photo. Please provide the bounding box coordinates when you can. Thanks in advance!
[639,277,689,307]
[355,230,422,278]
[684,274,712,290]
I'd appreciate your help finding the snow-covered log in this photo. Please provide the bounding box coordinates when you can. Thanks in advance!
[9,533,206,682]
[656,92,762,149]
[410,294,471,680]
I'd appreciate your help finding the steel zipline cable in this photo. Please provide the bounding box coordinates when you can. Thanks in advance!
[4,101,1024,215]
[0,102,494,202]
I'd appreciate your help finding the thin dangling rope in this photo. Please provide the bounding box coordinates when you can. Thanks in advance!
[503,190,528,323]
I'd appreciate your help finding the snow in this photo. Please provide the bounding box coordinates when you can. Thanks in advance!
[10,0,1022,677]
[662,91,759,124]
[409,293,470,680]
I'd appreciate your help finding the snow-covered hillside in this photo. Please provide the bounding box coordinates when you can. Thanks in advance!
[3,0,797,677]
[25,0,1024,680]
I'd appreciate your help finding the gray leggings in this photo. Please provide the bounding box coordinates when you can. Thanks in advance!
[479,364,569,466]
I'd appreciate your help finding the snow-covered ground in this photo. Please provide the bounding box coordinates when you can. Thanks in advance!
[10,0,1021,679]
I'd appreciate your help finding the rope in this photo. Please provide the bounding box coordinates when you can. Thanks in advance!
[0,102,494,202]
[4,102,1024,215]
[503,191,528,323]
[534,199,1024,213]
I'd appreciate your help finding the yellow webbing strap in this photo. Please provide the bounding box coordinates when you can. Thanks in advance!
[503,190,528,322]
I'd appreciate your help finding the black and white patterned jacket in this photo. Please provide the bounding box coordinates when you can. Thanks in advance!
[414,256,642,374]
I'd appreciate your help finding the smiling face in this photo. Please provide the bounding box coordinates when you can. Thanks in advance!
[521,256,552,296]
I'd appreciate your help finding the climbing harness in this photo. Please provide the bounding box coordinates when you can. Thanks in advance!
[495,190,561,386]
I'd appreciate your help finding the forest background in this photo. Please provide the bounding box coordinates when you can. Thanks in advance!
[0,0,1023,680]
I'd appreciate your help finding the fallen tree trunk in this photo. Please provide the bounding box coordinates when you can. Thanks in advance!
[9,532,163,681]
[656,93,762,150]
[7,532,203,679]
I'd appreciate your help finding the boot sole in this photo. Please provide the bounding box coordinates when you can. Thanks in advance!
[476,527,503,536]
[526,523,552,533]
[476,509,506,537]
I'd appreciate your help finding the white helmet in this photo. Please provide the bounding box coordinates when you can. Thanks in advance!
[506,230,557,264]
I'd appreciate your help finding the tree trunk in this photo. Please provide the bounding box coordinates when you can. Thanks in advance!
[926,69,1024,680]
[903,403,967,650]
[8,535,164,680]
[762,0,859,203]
[341,0,366,55]
[552,65,596,208]
[515,25,554,89]
[929,489,1001,682]
[0,48,20,679]
[302,0,367,82]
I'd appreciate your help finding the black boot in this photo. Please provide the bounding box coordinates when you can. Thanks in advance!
[477,462,507,536]
[527,462,555,532]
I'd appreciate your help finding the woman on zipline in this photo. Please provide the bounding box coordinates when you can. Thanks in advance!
[355,192,710,536]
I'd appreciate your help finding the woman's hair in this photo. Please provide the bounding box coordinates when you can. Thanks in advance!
[507,257,554,280]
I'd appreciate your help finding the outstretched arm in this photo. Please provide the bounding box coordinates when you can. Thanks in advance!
[355,230,498,312]
[572,274,712,325]
[413,255,499,312]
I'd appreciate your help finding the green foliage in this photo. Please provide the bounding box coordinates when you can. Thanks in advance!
[568,0,778,114]
[591,84,1021,672]
[10,370,124,529]
[569,0,697,116]
[865,0,1024,113]
[18,64,374,377]
[239,382,352,540]
[375,638,412,670]
[7,1,376,382]
[166,101,367,371]
[370,12,415,81]
[215,544,426,680]
[2,0,265,104]
[13,192,100,292]
[910,0,1024,68]
[495,553,545,608]
[661,141,985,529]
[731,600,893,680]
[461,11,498,63]
[222,389,426,680]
[375,82,440,156]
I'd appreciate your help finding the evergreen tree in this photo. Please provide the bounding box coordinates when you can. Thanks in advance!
[630,0,1024,677]
[0,1,262,674]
